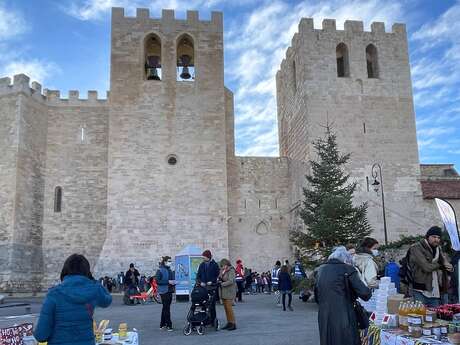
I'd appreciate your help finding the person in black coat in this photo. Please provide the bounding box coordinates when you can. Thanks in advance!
[315,246,372,345]
[278,265,293,311]
[196,250,220,286]
[196,250,220,322]
[125,263,140,289]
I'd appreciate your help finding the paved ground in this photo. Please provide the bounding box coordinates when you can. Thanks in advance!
[0,293,320,345]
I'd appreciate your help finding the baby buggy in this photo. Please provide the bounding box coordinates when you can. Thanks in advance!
[183,285,220,335]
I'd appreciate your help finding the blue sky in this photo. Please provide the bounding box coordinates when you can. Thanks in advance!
[1,0,459,169]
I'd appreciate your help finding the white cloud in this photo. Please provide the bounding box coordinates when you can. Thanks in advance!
[417,126,455,138]
[0,2,28,40]
[228,0,404,156]
[1,60,61,84]
[64,0,227,20]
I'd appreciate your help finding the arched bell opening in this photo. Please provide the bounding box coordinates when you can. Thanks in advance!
[176,34,195,81]
[144,33,162,81]
[336,43,350,77]
[366,44,379,78]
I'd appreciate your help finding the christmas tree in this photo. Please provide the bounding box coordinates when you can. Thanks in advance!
[292,126,372,263]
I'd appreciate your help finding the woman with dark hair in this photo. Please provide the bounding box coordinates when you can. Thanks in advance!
[354,237,380,288]
[156,256,176,331]
[34,254,112,345]
[278,265,293,311]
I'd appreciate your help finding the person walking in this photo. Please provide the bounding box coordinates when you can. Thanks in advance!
[354,237,380,289]
[156,256,176,331]
[408,226,453,307]
[235,259,245,302]
[196,250,220,322]
[278,265,294,311]
[34,254,112,345]
[272,261,282,306]
[315,246,372,345]
[219,258,237,331]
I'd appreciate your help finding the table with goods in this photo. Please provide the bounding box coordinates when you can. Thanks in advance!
[0,319,139,345]
[360,277,460,345]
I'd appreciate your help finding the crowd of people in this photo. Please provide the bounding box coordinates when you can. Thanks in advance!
[315,225,458,345]
[40,228,456,345]
[32,249,309,344]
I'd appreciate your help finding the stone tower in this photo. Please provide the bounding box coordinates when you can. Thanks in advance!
[94,8,232,274]
[276,19,438,241]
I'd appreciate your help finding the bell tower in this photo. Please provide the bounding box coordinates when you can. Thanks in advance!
[96,8,231,275]
[277,19,432,241]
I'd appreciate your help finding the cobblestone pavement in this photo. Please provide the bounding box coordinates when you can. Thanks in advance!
[0,293,320,345]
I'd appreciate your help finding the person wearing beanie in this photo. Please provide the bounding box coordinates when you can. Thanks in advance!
[196,249,220,322]
[235,259,245,303]
[408,226,453,306]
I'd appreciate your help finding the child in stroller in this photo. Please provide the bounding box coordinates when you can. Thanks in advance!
[183,284,220,335]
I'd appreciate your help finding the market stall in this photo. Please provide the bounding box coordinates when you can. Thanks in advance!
[0,319,139,345]
[360,278,460,345]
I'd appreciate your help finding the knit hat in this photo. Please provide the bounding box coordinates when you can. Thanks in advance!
[425,226,442,239]
[202,250,212,259]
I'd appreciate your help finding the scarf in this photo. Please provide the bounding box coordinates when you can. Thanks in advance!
[421,239,441,299]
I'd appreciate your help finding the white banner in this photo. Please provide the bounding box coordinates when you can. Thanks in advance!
[435,198,460,251]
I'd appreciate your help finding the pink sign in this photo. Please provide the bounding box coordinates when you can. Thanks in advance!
[0,323,33,345]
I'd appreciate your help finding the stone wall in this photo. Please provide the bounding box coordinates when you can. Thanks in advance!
[95,9,229,276]
[277,19,441,242]
[0,85,20,289]
[0,75,48,292]
[41,92,109,285]
[227,157,291,271]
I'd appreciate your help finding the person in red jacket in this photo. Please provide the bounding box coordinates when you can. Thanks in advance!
[235,259,245,302]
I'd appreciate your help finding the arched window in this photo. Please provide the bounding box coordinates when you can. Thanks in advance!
[255,221,269,235]
[144,33,162,80]
[336,43,349,77]
[176,34,195,81]
[54,186,62,213]
[366,44,378,78]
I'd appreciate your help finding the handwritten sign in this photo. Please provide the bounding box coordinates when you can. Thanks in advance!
[0,323,33,345]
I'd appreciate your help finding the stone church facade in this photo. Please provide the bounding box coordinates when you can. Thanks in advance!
[0,8,459,291]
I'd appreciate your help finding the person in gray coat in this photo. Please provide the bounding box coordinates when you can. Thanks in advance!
[315,246,372,345]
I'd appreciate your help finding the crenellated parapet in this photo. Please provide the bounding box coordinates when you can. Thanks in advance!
[0,74,108,106]
[112,7,223,32]
[280,18,407,70]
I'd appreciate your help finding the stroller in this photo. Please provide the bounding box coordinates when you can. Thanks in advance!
[183,285,220,335]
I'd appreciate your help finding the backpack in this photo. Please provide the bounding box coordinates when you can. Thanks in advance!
[399,248,414,286]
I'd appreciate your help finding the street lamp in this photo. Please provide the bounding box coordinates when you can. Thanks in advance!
[371,163,388,245]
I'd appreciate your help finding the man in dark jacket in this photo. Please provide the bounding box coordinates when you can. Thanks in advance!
[196,250,220,286]
[196,250,220,322]
[125,263,140,289]
[408,226,453,307]
[315,246,371,345]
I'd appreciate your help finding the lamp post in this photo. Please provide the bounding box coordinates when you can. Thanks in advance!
[371,163,388,245]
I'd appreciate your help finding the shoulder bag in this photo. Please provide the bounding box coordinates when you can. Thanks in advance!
[344,272,369,330]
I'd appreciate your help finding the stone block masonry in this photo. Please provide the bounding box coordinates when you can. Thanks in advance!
[1,12,458,291]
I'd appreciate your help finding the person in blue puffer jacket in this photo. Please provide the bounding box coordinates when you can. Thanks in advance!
[155,256,176,331]
[34,254,112,345]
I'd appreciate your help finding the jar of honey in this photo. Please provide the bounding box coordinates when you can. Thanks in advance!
[118,323,128,341]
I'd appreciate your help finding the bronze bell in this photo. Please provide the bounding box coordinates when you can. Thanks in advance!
[180,66,191,80]
[179,54,192,80]
[147,67,160,80]
[146,55,161,80]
